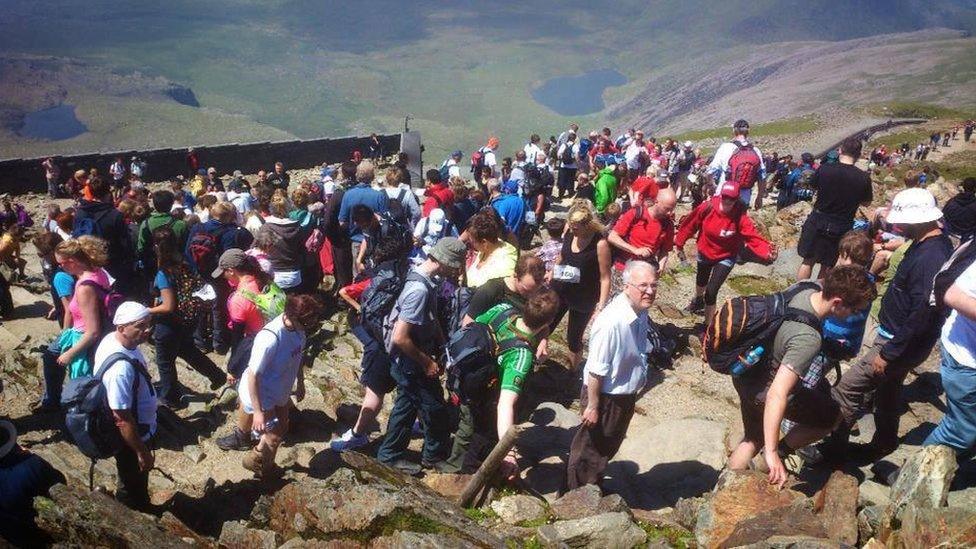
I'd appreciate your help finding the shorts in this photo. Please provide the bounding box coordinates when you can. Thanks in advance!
[797,211,849,266]
[351,324,396,395]
[733,370,840,443]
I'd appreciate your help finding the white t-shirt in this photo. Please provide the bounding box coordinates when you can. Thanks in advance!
[239,315,306,411]
[446,159,462,179]
[95,333,156,440]
[524,143,544,164]
[941,260,976,367]
[625,142,646,170]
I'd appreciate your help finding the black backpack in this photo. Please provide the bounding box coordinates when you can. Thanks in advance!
[359,259,409,343]
[445,306,528,404]
[378,213,413,257]
[187,225,232,277]
[560,143,576,165]
[387,188,411,225]
[440,285,475,339]
[703,281,822,374]
[931,238,976,312]
[62,353,153,461]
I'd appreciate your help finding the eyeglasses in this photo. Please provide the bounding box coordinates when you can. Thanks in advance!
[626,282,657,295]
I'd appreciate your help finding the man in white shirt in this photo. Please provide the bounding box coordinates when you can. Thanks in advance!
[566,260,657,489]
[708,119,766,209]
[95,301,155,511]
[524,135,545,168]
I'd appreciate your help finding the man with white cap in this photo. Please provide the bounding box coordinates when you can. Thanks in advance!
[93,301,156,510]
[827,188,953,463]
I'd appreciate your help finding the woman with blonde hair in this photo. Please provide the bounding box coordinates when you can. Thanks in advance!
[549,205,612,370]
[257,194,306,293]
[34,235,113,412]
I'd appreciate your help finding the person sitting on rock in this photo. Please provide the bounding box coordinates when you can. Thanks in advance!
[239,294,323,478]
[676,181,777,324]
[444,292,559,475]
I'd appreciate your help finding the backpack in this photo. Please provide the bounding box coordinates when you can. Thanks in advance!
[359,259,409,343]
[79,279,125,335]
[378,213,413,257]
[72,208,111,238]
[238,282,286,321]
[726,142,762,190]
[14,204,33,228]
[703,281,822,374]
[168,265,208,321]
[931,238,976,312]
[441,285,475,338]
[387,188,411,225]
[62,352,153,462]
[439,160,452,183]
[445,306,528,404]
[560,144,576,165]
[187,225,232,278]
[470,149,486,176]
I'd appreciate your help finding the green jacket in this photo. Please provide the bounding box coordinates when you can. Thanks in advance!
[594,167,618,214]
[137,212,188,255]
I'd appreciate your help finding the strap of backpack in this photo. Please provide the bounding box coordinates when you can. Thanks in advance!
[622,206,645,240]
[784,307,823,333]
[396,188,407,203]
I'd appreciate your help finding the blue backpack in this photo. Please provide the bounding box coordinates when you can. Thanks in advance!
[72,208,111,238]
[62,352,154,461]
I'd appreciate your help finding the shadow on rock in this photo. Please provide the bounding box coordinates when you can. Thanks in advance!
[167,478,287,538]
[607,459,720,509]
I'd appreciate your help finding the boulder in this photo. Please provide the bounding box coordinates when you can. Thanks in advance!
[891,503,976,548]
[695,470,809,549]
[774,201,813,235]
[489,495,547,525]
[264,452,501,547]
[370,531,473,548]
[550,485,602,520]
[673,496,703,530]
[183,445,205,464]
[721,500,828,549]
[858,480,890,507]
[889,444,957,513]
[812,470,858,546]
[735,535,840,548]
[858,505,884,543]
[33,484,193,548]
[423,473,474,500]
[536,512,646,549]
[218,521,277,549]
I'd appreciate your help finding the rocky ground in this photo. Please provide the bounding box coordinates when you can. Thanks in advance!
[2,131,976,547]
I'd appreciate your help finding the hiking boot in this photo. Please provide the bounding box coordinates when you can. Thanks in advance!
[216,427,254,451]
[422,459,458,474]
[386,459,422,476]
[795,444,824,466]
[329,429,369,452]
[242,448,265,478]
[684,296,705,315]
[30,400,60,414]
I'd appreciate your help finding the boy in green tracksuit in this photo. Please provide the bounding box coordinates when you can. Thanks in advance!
[444,294,558,477]
[594,164,621,214]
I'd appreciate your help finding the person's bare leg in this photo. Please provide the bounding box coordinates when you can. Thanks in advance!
[796,260,815,281]
[353,387,383,435]
[728,440,759,470]
[236,404,252,433]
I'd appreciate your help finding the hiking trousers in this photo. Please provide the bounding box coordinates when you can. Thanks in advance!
[154,319,224,402]
[557,168,577,198]
[566,388,636,490]
[924,350,976,452]
[115,441,151,511]
[376,354,450,465]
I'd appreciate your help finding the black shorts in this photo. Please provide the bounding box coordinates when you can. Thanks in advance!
[797,211,850,267]
[733,370,840,443]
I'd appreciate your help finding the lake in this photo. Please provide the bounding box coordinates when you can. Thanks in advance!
[531,69,628,116]
[19,105,88,141]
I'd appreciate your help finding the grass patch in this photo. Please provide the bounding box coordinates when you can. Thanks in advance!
[866,101,976,120]
[867,128,936,151]
[932,150,976,181]
[637,521,695,549]
[672,116,820,142]
[516,516,552,529]
[464,507,499,523]
[727,274,787,296]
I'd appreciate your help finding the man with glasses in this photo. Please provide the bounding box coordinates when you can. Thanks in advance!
[93,301,156,511]
[565,260,657,489]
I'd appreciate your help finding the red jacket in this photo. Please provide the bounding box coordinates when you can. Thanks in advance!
[422,183,455,217]
[675,196,773,262]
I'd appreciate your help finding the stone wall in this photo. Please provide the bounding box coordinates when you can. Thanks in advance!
[0,133,401,195]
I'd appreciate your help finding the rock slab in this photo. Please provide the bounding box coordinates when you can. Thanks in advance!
[889,444,957,512]
[490,494,547,525]
[813,470,858,546]
[536,512,646,549]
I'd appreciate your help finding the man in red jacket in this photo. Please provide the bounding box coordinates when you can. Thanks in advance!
[675,181,776,322]
[422,169,455,218]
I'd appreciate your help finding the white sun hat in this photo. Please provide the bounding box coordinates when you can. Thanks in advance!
[885,188,943,225]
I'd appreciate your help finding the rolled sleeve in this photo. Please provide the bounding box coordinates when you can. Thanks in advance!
[585,325,617,378]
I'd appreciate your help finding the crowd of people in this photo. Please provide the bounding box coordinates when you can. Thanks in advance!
[0,117,974,535]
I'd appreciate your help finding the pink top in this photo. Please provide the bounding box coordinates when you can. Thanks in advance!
[68,269,110,333]
[227,277,264,336]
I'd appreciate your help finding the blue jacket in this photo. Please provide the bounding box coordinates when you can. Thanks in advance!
[338,183,389,242]
[491,194,526,235]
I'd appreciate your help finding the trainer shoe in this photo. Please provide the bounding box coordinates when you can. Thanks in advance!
[329,429,369,452]
[216,427,255,451]
[684,296,705,314]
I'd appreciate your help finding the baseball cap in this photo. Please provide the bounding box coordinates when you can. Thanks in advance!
[720,181,740,198]
[684,141,693,148]
[212,248,249,279]
[885,188,943,225]
[428,237,467,269]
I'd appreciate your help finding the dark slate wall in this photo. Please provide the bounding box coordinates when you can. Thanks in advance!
[0,134,401,194]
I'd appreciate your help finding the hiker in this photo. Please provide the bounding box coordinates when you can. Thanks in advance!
[550,206,612,370]
[148,226,225,408]
[624,131,649,180]
[93,301,156,510]
[608,187,677,285]
[137,191,189,285]
[207,167,223,192]
[353,204,410,272]
[268,161,290,191]
[444,292,560,475]
[674,141,697,202]
[109,156,127,195]
[0,418,66,545]
[472,137,499,188]
[450,181,480,231]
[465,210,519,288]
[556,132,580,199]
[535,218,565,273]
[376,238,468,475]
[676,181,777,322]
[523,134,545,169]
[724,266,876,487]
[708,119,765,209]
[383,169,421,226]
[338,161,389,277]
[777,153,816,210]
[565,260,657,489]
[35,236,112,413]
[185,201,254,354]
[944,177,976,243]
[42,157,60,198]
[489,179,527,236]
[593,160,623,215]
[33,232,73,327]
[796,138,873,281]
[923,248,976,453]
[240,294,323,478]
[73,177,134,293]
[323,162,356,292]
[422,169,455,219]
[411,207,458,265]
[828,188,954,462]
[257,195,307,293]
[463,255,547,325]
[0,223,26,283]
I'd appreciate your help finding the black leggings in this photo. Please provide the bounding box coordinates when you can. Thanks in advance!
[550,303,594,354]
[696,258,734,306]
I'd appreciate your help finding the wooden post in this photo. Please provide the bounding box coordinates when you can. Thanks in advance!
[458,423,525,508]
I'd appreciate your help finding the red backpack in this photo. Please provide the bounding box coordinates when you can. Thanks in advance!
[726,142,761,190]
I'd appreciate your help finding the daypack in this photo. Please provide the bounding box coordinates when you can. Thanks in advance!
[703,281,822,374]
[72,208,111,239]
[445,306,528,404]
[359,259,409,343]
[377,213,413,257]
[726,142,762,190]
[470,149,486,176]
[238,282,286,321]
[560,144,576,165]
[439,160,453,183]
[187,225,231,278]
[79,279,125,335]
[387,188,411,225]
[441,285,475,338]
[931,238,976,312]
[62,352,153,461]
